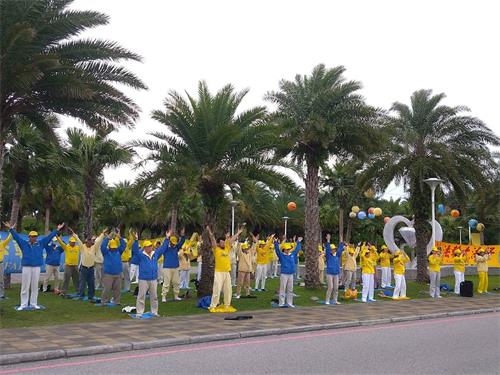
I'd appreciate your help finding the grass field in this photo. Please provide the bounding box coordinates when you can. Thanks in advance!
[1,274,498,328]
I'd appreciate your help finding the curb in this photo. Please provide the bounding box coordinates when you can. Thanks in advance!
[1,307,498,366]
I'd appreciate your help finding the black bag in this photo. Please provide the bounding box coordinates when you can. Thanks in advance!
[460,280,473,297]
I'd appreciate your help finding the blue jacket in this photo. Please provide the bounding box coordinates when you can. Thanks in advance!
[132,240,167,280]
[10,229,58,267]
[162,236,186,268]
[325,242,344,275]
[44,243,64,266]
[274,241,302,275]
[101,237,126,275]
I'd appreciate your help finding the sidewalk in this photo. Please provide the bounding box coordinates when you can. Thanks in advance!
[1,294,498,365]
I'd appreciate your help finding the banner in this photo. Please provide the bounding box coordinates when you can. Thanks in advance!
[436,241,499,268]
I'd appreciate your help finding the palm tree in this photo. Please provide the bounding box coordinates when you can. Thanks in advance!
[362,89,500,282]
[266,64,381,288]
[66,128,134,238]
[0,0,146,209]
[149,81,295,296]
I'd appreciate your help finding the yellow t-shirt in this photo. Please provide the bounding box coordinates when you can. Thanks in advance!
[256,246,269,265]
[428,255,442,272]
[213,241,231,272]
[379,252,393,267]
[453,255,465,273]
[361,253,377,274]
[393,254,410,275]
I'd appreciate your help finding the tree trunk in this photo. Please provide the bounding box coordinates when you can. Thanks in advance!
[44,206,51,234]
[197,207,217,297]
[345,218,352,244]
[9,181,23,226]
[170,206,178,234]
[83,178,95,240]
[410,179,431,283]
[304,162,321,288]
[338,208,344,242]
[0,140,6,214]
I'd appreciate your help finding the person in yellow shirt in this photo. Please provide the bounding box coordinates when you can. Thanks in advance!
[343,244,360,291]
[120,230,134,292]
[392,249,410,300]
[57,234,81,295]
[318,245,325,285]
[207,225,242,312]
[361,245,378,302]
[0,233,12,299]
[235,241,255,298]
[379,245,393,288]
[453,249,466,295]
[254,235,272,292]
[179,241,193,290]
[475,249,491,294]
[267,241,279,278]
[428,246,443,298]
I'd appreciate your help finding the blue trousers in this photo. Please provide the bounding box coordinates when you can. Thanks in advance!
[79,266,95,299]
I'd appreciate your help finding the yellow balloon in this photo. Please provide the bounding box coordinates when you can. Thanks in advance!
[349,212,357,219]
[373,207,382,216]
[476,223,485,232]
[352,206,360,213]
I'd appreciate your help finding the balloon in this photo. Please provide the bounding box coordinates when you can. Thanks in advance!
[287,202,297,211]
[358,211,366,220]
[364,188,375,199]
[384,216,390,224]
[349,212,356,219]
[468,219,478,229]
[351,206,360,213]
[437,204,445,215]
[373,207,382,216]
[476,223,485,232]
[451,209,460,218]
[368,207,375,214]
[368,213,375,219]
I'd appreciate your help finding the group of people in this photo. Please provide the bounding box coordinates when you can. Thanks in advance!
[0,221,493,317]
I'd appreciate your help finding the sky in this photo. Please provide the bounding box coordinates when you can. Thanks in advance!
[67,0,500,201]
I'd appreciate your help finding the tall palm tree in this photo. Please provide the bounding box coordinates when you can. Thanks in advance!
[149,81,295,296]
[66,128,134,238]
[266,64,381,288]
[362,89,500,282]
[0,0,146,209]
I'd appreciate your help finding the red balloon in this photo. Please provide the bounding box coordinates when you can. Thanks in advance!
[451,209,460,218]
[368,207,375,214]
[287,202,297,211]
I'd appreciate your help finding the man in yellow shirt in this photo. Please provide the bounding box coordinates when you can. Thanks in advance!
[0,233,12,299]
[453,249,466,295]
[379,245,393,288]
[254,236,272,292]
[392,249,410,299]
[57,235,81,295]
[207,225,242,312]
[361,245,378,302]
[428,246,443,298]
[475,249,491,294]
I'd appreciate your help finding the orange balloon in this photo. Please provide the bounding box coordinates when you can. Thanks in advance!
[451,209,460,218]
[287,202,297,211]
[368,207,375,214]
[384,216,390,224]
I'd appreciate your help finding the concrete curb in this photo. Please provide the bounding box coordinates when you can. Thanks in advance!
[1,307,498,366]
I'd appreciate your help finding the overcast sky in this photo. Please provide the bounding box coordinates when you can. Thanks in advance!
[68,0,499,200]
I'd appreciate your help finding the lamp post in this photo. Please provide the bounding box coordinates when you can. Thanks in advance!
[282,216,289,239]
[457,226,463,245]
[230,200,238,236]
[423,178,444,247]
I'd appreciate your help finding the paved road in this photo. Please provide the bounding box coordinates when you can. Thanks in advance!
[2,313,499,375]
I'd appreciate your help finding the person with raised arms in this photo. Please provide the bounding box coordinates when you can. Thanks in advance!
[273,235,302,308]
[160,228,186,302]
[235,237,257,299]
[42,238,63,294]
[428,246,443,298]
[100,230,126,305]
[56,232,81,295]
[392,249,410,300]
[475,249,492,294]
[379,245,394,288]
[0,232,12,299]
[453,249,466,295]
[4,221,64,310]
[361,244,378,303]
[324,234,344,305]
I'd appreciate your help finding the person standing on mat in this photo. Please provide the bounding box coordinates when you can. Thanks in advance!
[428,246,443,298]
[392,249,410,300]
[379,245,393,288]
[235,240,255,299]
[324,234,344,305]
[254,236,272,292]
[453,249,466,295]
[161,228,186,302]
[475,249,491,294]
[274,236,302,308]
[5,221,64,310]
[100,230,126,305]
[361,245,377,303]
[57,234,81,295]
[42,238,63,294]
[343,244,360,292]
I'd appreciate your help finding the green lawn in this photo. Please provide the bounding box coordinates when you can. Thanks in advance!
[1,275,498,328]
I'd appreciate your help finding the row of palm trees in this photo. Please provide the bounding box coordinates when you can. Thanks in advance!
[1,0,499,294]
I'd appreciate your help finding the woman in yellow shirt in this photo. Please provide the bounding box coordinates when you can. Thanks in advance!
[453,249,466,295]
[361,246,378,302]
[379,245,393,288]
[475,249,491,294]
[428,246,443,298]
[392,249,410,299]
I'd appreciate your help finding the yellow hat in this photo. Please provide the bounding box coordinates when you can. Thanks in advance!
[170,236,178,245]
[454,249,461,255]
[348,248,355,254]
[259,240,266,246]
[477,249,485,253]
[331,244,337,249]
[109,239,119,249]
[28,231,38,236]
[142,240,153,247]
[69,237,77,243]
[241,243,249,250]
[432,246,439,252]
[283,243,292,250]
[370,245,377,251]
[318,245,323,251]
[381,245,388,250]
[395,249,401,255]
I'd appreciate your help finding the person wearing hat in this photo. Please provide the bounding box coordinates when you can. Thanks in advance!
[254,236,272,292]
[324,234,344,305]
[318,244,326,285]
[179,238,194,290]
[428,246,443,298]
[120,231,135,293]
[161,228,186,302]
[475,249,491,294]
[235,240,255,298]
[0,232,12,299]
[379,245,394,288]
[392,249,410,299]
[42,238,63,294]
[207,225,243,312]
[273,236,302,307]
[343,244,360,291]
[453,248,466,295]
[100,230,126,304]
[361,244,378,302]
[57,233,81,295]
[5,221,64,310]
[132,236,168,317]
[268,238,279,278]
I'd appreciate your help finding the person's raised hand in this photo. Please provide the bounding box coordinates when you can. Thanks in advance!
[57,223,65,232]
[180,227,186,236]
[3,221,12,229]
[326,233,331,242]
[166,228,172,238]
[297,236,303,242]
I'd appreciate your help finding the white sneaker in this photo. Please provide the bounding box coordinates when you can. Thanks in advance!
[287,304,296,308]
[334,301,341,305]
[437,295,442,298]
[325,301,330,305]
[161,297,166,303]
[32,304,41,310]
[174,297,183,301]
[234,295,240,299]
[16,305,27,311]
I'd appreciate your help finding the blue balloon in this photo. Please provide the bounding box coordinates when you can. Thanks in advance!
[468,219,478,229]
[367,213,375,219]
[358,211,366,220]
[437,204,445,214]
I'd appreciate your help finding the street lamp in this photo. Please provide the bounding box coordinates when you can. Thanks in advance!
[282,216,289,239]
[230,200,238,236]
[423,178,444,247]
[457,226,463,245]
